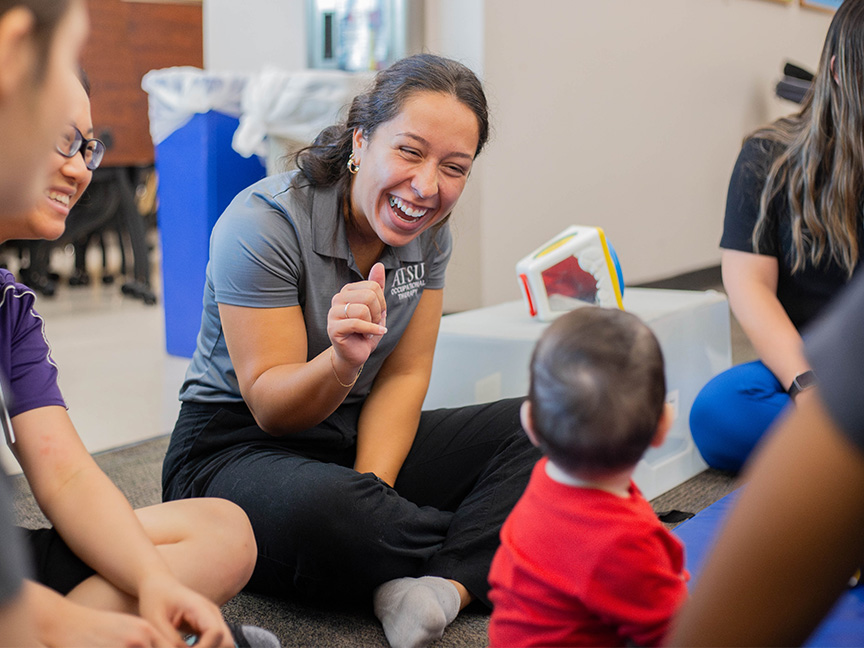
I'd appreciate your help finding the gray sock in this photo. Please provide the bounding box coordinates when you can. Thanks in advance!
[373,576,461,648]
[227,623,282,647]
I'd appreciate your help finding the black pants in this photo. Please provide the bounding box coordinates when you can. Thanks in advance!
[162,398,539,607]
[24,527,96,595]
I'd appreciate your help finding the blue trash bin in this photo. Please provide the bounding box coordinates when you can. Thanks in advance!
[155,110,266,357]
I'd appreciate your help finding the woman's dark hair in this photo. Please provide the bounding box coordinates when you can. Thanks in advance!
[528,307,666,475]
[292,53,489,199]
[0,0,73,82]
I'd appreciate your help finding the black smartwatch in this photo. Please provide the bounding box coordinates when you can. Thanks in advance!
[788,370,817,400]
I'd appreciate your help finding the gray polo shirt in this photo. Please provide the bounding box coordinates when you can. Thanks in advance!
[180,171,452,406]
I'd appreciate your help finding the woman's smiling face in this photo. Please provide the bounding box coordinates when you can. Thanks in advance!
[1,0,88,219]
[3,79,93,242]
[31,80,94,240]
[348,91,480,249]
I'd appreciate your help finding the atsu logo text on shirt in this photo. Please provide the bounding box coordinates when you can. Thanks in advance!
[390,263,426,301]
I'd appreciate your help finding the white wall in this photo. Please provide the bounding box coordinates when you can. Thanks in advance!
[470,0,832,306]
[205,0,834,310]
[423,0,485,312]
[204,0,306,72]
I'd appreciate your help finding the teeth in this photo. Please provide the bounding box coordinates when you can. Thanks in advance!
[389,195,428,219]
[46,191,70,206]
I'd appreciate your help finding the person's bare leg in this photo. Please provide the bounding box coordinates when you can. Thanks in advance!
[66,498,256,614]
[447,580,472,610]
[0,587,36,646]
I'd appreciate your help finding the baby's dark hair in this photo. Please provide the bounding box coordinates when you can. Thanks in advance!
[528,307,666,475]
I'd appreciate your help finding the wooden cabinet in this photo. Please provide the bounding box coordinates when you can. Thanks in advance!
[82,0,203,167]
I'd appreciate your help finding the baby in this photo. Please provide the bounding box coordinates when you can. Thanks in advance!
[488,307,688,647]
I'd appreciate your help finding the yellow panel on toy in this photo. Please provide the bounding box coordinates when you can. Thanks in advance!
[516,225,624,321]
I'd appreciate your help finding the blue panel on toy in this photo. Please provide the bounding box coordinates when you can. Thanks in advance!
[607,241,624,296]
[516,226,624,321]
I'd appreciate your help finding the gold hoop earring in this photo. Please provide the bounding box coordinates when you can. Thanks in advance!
[347,154,360,175]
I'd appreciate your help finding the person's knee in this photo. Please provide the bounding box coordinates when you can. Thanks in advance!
[290,473,386,542]
[690,365,787,472]
[690,384,722,442]
[191,498,257,593]
[136,497,257,602]
[690,393,744,471]
[282,473,440,564]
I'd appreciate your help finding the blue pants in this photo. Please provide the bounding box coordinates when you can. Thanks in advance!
[162,398,539,608]
[689,360,792,473]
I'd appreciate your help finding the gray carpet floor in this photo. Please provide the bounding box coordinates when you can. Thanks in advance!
[10,269,748,646]
[10,435,740,647]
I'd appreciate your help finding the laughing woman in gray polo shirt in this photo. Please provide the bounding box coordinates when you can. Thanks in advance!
[162,54,539,648]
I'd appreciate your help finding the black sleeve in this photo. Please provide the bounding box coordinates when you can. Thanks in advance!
[804,272,864,452]
[719,138,780,257]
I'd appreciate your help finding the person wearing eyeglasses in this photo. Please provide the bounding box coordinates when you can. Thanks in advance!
[0,72,282,647]
[58,122,106,169]
[0,1,90,643]
[9,102,105,242]
[9,77,106,297]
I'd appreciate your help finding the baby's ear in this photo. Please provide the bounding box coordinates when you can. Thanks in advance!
[520,400,541,448]
[650,402,675,448]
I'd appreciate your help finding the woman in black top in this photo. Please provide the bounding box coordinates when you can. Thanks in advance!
[690,0,864,472]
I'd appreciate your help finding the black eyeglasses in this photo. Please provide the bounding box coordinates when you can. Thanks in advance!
[56,124,105,171]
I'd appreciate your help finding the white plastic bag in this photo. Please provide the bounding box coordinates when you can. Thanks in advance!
[141,67,250,145]
[232,67,374,158]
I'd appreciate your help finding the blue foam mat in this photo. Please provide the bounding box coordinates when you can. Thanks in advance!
[674,490,864,646]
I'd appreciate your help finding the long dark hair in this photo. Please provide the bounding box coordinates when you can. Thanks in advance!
[292,53,489,206]
[751,0,864,276]
[0,0,73,81]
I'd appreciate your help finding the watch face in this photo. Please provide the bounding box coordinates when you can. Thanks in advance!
[796,371,817,389]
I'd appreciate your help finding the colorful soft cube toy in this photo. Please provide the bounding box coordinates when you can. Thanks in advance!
[516,225,624,321]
